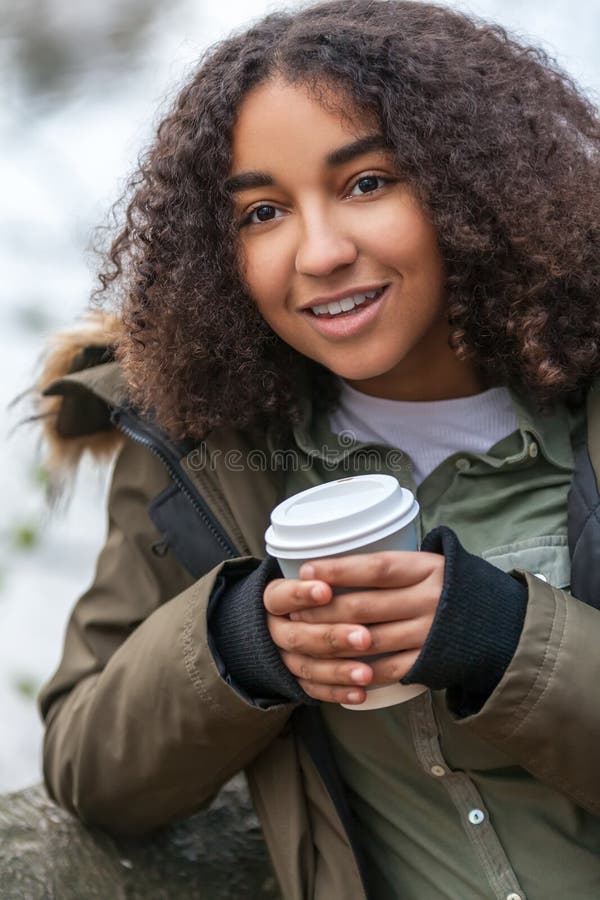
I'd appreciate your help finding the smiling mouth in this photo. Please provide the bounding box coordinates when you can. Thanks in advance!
[307,285,388,318]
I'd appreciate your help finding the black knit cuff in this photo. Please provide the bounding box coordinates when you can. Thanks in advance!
[403,526,528,717]
[208,556,315,706]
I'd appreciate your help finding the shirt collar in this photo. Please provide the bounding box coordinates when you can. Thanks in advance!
[504,386,574,471]
[292,384,576,471]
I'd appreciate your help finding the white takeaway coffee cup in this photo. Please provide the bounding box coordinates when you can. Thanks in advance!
[264,474,428,710]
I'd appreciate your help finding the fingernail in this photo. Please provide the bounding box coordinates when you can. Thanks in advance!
[346,691,363,704]
[289,612,300,621]
[311,585,324,601]
[300,564,315,579]
[350,667,367,683]
[348,630,367,648]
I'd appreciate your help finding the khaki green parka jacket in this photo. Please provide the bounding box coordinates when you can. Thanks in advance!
[36,314,600,900]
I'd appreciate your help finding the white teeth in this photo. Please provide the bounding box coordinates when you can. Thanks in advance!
[311,288,384,317]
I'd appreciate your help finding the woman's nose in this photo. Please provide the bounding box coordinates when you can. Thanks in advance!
[295,210,358,276]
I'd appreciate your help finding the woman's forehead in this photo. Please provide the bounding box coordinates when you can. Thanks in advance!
[230,78,383,175]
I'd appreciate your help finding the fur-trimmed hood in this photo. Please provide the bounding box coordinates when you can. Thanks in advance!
[31,310,127,493]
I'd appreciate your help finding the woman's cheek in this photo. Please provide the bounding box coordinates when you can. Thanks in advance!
[245,241,294,316]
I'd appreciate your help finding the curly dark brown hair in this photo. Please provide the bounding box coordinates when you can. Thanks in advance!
[94,0,600,440]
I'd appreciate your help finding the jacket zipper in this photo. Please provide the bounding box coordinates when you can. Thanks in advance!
[112,404,371,896]
[110,407,239,560]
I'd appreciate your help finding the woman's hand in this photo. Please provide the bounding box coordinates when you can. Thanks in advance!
[264,551,444,704]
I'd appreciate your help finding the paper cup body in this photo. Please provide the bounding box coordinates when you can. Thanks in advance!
[265,475,427,709]
[274,521,418,578]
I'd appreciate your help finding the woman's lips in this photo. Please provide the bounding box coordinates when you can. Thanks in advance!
[303,284,390,339]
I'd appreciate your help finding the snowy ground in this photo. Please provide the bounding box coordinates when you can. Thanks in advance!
[1,0,599,794]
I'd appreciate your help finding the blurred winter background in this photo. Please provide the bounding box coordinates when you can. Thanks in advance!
[1,0,599,793]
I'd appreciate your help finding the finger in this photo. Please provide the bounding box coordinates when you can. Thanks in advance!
[297,680,369,705]
[361,616,433,655]
[368,649,422,684]
[264,577,332,616]
[267,616,372,657]
[290,584,435,624]
[281,651,373,687]
[299,550,443,590]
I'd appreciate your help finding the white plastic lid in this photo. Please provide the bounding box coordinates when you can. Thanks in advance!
[265,474,418,559]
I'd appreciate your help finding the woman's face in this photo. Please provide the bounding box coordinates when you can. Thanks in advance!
[229,77,481,400]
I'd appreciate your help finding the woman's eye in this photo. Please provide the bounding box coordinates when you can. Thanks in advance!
[349,175,388,196]
[242,204,283,226]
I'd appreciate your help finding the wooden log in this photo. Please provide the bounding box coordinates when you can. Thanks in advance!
[0,776,281,899]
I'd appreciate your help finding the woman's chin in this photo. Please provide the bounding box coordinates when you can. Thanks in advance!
[330,365,395,386]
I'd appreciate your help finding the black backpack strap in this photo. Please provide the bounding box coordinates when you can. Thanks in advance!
[586,385,600,488]
[568,387,600,610]
[292,706,373,898]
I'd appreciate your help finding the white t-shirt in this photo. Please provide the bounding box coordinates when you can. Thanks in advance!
[328,380,519,485]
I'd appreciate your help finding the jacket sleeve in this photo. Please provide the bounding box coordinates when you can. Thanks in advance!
[402,527,600,813]
[450,572,600,815]
[403,526,527,711]
[39,437,293,834]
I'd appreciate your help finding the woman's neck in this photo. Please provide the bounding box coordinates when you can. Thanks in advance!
[345,359,486,402]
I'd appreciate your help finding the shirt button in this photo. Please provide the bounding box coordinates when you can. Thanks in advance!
[430,765,446,777]
[468,808,485,825]
[528,441,539,458]
[506,894,522,900]
[455,458,471,472]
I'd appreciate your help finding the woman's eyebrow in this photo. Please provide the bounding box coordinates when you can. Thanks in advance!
[225,134,389,195]
[226,171,274,194]
[326,134,389,167]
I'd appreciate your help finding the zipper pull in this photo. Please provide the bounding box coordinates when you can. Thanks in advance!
[151,538,170,558]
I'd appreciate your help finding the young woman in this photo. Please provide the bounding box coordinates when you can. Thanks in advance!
[35,2,600,897]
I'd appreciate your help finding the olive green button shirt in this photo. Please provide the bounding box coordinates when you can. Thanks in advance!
[283,390,600,900]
